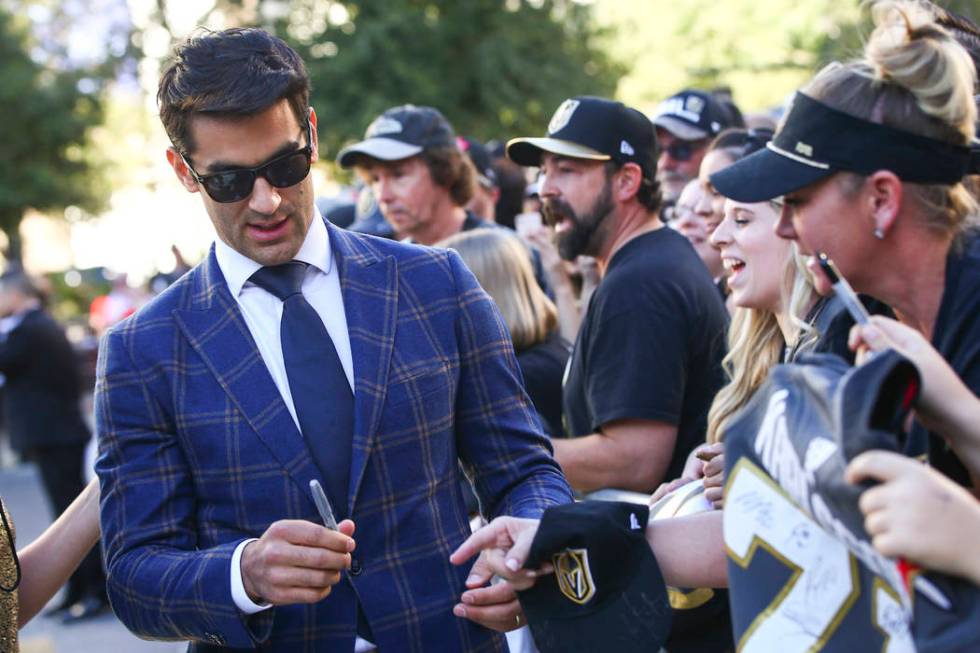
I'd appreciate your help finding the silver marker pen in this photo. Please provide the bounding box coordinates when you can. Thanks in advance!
[816,252,871,326]
[309,479,339,531]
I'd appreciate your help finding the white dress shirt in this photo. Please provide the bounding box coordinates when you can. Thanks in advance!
[214,214,374,651]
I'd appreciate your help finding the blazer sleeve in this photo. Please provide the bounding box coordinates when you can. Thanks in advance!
[446,249,574,518]
[94,326,273,648]
[0,321,32,376]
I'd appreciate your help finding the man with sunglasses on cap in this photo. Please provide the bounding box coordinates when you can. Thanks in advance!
[651,89,738,204]
[507,97,728,497]
[95,28,572,652]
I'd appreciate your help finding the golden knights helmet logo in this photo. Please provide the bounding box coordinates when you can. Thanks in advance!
[548,99,580,135]
[553,548,596,605]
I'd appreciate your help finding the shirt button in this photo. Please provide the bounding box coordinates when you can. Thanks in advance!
[350,558,363,576]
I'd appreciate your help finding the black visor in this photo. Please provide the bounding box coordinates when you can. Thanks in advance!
[712,92,974,202]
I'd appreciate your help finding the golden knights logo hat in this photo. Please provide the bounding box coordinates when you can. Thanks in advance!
[506,96,659,179]
[517,501,672,653]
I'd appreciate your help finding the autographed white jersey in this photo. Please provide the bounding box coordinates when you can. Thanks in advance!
[723,352,975,652]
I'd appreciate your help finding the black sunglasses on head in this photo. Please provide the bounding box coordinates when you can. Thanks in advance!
[180,119,314,203]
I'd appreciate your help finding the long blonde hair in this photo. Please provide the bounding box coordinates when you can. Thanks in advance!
[706,242,818,444]
[804,0,978,234]
[441,229,557,350]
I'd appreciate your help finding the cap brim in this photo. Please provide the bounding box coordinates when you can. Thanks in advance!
[336,138,423,168]
[506,137,610,167]
[710,145,835,203]
[652,116,707,141]
[520,544,672,653]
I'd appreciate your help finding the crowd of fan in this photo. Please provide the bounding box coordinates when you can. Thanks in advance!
[324,0,980,650]
[3,0,980,650]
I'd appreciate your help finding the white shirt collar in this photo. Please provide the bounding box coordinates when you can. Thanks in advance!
[215,208,333,297]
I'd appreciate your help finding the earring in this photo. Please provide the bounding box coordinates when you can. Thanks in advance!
[873,227,884,240]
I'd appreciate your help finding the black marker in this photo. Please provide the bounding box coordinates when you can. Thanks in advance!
[816,252,871,326]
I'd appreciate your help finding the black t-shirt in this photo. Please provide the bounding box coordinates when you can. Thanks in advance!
[918,229,980,486]
[516,331,570,439]
[562,228,729,484]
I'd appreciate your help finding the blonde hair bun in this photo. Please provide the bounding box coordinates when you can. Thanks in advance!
[865,0,977,140]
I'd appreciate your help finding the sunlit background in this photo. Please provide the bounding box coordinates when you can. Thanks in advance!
[2,0,977,326]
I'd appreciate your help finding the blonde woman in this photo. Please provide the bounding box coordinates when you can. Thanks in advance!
[441,229,570,437]
[707,2,980,648]
[713,0,980,489]
[655,130,821,509]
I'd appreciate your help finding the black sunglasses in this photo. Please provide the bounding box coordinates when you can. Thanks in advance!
[180,120,314,203]
[664,139,708,162]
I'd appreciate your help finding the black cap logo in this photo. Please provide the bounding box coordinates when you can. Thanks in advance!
[366,116,403,138]
[554,548,596,605]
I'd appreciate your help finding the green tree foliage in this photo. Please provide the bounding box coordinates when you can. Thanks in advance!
[0,7,110,262]
[264,0,623,161]
[597,0,980,114]
[594,0,865,113]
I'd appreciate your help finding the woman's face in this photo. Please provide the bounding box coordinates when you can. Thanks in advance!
[710,198,790,313]
[695,150,735,233]
[671,179,723,277]
[776,174,868,296]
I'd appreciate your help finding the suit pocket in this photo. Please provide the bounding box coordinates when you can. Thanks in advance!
[385,364,451,409]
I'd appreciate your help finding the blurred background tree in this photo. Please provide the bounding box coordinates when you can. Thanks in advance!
[275,0,624,157]
[597,0,980,113]
[2,0,980,319]
[142,0,623,162]
[0,0,131,265]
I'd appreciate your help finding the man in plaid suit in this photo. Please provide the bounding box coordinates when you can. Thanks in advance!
[95,28,572,652]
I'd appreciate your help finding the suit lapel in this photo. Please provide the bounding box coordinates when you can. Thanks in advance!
[330,225,397,514]
[173,250,323,496]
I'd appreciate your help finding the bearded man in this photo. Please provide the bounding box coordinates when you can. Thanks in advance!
[507,97,729,494]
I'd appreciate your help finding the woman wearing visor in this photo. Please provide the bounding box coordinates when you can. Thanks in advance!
[706,2,980,651]
[711,0,980,489]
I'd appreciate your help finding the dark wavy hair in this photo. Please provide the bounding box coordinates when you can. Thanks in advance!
[418,147,477,207]
[158,28,310,155]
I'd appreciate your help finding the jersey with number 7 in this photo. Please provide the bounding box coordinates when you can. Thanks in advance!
[722,352,979,653]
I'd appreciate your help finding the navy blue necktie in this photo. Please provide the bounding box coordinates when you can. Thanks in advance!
[250,261,353,518]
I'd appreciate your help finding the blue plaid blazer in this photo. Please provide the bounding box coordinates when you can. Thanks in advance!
[95,222,573,652]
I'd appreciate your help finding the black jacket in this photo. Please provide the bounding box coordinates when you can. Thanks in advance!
[0,308,90,451]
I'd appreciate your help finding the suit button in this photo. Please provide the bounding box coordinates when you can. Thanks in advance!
[350,558,363,576]
[205,632,225,646]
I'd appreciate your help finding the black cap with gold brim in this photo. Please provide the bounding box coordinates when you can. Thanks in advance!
[507,137,610,166]
[711,92,975,203]
[507,96,658,178]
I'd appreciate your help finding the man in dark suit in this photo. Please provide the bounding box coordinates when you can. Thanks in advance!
[95,29,572,652]
[0,272,108,621]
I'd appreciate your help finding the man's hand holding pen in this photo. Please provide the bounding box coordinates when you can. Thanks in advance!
[241,518,356,605]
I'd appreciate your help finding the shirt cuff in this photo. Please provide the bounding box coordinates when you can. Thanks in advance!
[231,538,272,614]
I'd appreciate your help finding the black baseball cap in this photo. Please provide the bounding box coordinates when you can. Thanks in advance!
[652,89,734,141]
[457,136,497,188]
[337,105,456,168]
[517,501,672,653]
[710,92,976,203]
[506,96,658,179]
